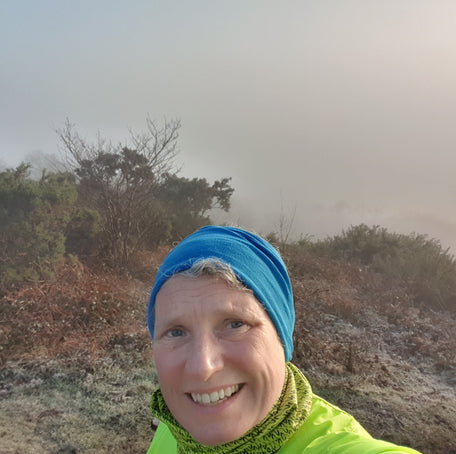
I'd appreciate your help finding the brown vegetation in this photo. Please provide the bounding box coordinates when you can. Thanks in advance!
[288,250,456,454]
[1,247,455,453]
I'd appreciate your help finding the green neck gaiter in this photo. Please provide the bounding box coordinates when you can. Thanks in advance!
[150,362,312,454]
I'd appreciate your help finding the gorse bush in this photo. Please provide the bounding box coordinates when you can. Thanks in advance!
[372,233,456,310]
[306,224,456,311]
[0,165,78,289]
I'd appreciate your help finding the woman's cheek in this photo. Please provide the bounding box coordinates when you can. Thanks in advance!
[155,342,185,375]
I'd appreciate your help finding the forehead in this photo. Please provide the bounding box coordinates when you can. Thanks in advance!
[154,275,264,316]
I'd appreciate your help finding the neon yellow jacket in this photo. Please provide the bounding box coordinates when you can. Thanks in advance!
[146,394,420,453]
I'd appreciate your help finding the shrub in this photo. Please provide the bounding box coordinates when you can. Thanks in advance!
[313,224,456,311]
[0,165,78,289]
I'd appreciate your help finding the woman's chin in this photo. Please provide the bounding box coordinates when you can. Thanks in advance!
[183,409,249,445]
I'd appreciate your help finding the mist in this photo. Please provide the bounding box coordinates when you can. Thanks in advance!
[1,1,455,251]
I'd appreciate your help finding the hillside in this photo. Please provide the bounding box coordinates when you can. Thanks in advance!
[1,246,455,453]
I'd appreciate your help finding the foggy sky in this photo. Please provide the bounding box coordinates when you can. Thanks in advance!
[1,1,455,251]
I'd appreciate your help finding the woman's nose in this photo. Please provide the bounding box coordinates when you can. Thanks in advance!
[185,333,223,380]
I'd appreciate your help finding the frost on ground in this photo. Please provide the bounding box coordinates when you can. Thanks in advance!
[0,337,157,454]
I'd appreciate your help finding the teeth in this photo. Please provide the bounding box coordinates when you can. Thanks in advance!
[191,385,240,405]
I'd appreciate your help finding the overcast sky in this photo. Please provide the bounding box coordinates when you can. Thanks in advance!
[1,1,456,251]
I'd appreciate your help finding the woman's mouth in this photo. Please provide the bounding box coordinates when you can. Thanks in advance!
[189,384,242,406]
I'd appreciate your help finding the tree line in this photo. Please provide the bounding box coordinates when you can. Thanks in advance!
[0,118,234,289]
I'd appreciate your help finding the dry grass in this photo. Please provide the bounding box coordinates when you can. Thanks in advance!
[288,251,456,454]
[0,355,157,453]
[0,260,159,453]
[0,252,166,365]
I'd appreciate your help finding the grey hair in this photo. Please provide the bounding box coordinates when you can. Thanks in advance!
[177,258,251,293]
[150,258,252,323]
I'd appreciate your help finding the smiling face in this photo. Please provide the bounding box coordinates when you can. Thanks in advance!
[153,275,286,446]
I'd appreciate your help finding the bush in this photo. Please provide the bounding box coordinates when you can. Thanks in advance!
[0,165,78,289]
[313,224,456,311]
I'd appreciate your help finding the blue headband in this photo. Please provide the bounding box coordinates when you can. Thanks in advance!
[147,225,294,361]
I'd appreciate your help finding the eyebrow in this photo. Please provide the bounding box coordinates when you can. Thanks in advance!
[155,305,259,328]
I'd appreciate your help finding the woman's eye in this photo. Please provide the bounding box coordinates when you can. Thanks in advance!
[228,320,244,329]
[167,328,185,337]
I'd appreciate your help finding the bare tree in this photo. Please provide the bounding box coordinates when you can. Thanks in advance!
[56,117,181,269]
[277,193,297,246]
[58,117,180,180]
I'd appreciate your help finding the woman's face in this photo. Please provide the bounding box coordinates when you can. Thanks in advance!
[153,275,286,446]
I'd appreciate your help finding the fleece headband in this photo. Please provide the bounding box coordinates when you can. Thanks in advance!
[147,225,294,361]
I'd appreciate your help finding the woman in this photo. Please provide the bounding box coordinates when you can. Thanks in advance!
[146,226,420,453]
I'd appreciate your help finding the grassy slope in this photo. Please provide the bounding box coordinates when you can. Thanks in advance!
[1,250,455,453]
[289,251,456,454]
